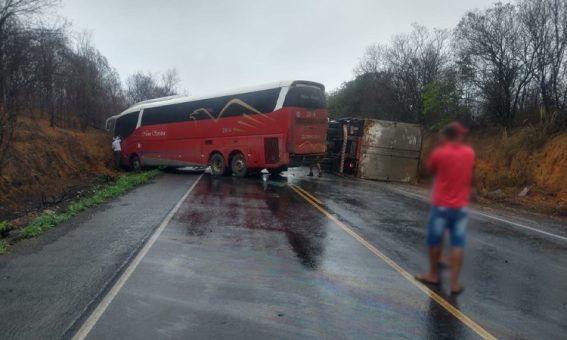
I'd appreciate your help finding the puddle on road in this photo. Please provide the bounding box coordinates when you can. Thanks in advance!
[178,174,327,270]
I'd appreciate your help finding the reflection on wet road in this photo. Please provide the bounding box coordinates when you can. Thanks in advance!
[290,169,567,339]
[84,169,567,339]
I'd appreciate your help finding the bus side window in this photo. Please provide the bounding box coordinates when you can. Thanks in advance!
[142,102,192,126]
[140,88,281,124]
[242,88,280,113]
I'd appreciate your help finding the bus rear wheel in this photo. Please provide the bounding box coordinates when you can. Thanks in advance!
[231,153,248,177]
[209,153,226,176]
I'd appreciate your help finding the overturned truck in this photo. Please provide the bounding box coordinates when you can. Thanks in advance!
[326,118,422,182]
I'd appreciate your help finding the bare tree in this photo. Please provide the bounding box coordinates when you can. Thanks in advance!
[0,0,60,105]
[62,33,125,130]
[455,3,537,126]
[520,0,567,125]
[161,68,180,96]
[332,0,567,130]
[0,0,60,172]
[354,24,452,123]
[0,105,13,172]
[125,69,180,106]
[356,44,389,75]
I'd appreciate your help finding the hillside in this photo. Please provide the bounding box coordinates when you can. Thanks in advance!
[421,128,567,215]
[0,118,114,220]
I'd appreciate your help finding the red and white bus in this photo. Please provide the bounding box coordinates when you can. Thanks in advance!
[106,80,328,176]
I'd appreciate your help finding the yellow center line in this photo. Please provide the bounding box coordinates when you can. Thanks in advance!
[293,185,322,205]
[288,184,496,340]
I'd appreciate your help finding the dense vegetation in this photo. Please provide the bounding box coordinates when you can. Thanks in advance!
[0,0,181,173]
[328,0,567,132]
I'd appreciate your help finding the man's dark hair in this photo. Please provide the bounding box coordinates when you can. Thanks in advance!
[442,125,459,140]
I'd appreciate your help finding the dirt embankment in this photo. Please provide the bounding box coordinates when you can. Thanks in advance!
[420,128,567,215]
[0,117,114,220]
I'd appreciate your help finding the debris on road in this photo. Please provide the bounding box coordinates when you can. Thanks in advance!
[518,186,530,197]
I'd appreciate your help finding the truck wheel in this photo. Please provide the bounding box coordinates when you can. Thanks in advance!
[231,153,248,177]
[131,155,142,172]
[209,153,226,176]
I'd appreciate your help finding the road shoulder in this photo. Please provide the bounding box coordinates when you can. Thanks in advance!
[0,172,199,340]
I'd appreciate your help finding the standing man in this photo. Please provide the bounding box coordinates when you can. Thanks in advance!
[308,157,323,177]
[112,136,122,170]
[416,122,475,295]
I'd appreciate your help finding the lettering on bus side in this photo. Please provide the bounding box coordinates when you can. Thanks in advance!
[141,130,167,137]
[222,127,237,134]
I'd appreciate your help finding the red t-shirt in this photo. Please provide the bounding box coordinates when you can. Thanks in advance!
[427,142,475,208]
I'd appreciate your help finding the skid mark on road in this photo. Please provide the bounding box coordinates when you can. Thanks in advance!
[289,184,497,340]
[72,175,203,340]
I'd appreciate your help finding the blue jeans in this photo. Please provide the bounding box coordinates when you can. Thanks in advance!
[426,206,468,248]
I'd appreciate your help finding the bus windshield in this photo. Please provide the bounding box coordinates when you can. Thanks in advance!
[283,85,326,109]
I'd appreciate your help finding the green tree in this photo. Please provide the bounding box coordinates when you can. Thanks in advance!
[422,81,463,128]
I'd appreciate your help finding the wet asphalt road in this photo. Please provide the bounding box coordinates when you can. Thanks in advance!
[289,170,567,339]
[76,169,566,340]
[0,169,565,339]
[0,173,198,340]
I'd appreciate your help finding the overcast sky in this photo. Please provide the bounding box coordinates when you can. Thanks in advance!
[60,0,497,95]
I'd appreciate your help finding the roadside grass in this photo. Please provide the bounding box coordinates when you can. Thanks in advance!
[0,220,10,238]
[0,239,8,255]
[19,169,161,239]
[0,221,10,254]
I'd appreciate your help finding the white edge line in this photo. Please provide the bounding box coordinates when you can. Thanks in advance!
[72,174,203,340]
[388,186,567,243]
[472,210,567,242]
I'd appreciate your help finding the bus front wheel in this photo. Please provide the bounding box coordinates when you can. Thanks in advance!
[131,155,142,172]
[209,153,226,176]
[231,153,248,177]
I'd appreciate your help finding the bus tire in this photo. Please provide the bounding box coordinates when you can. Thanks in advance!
[230,153,248,177]
[131,155,142,172]
[209,153,226,176]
